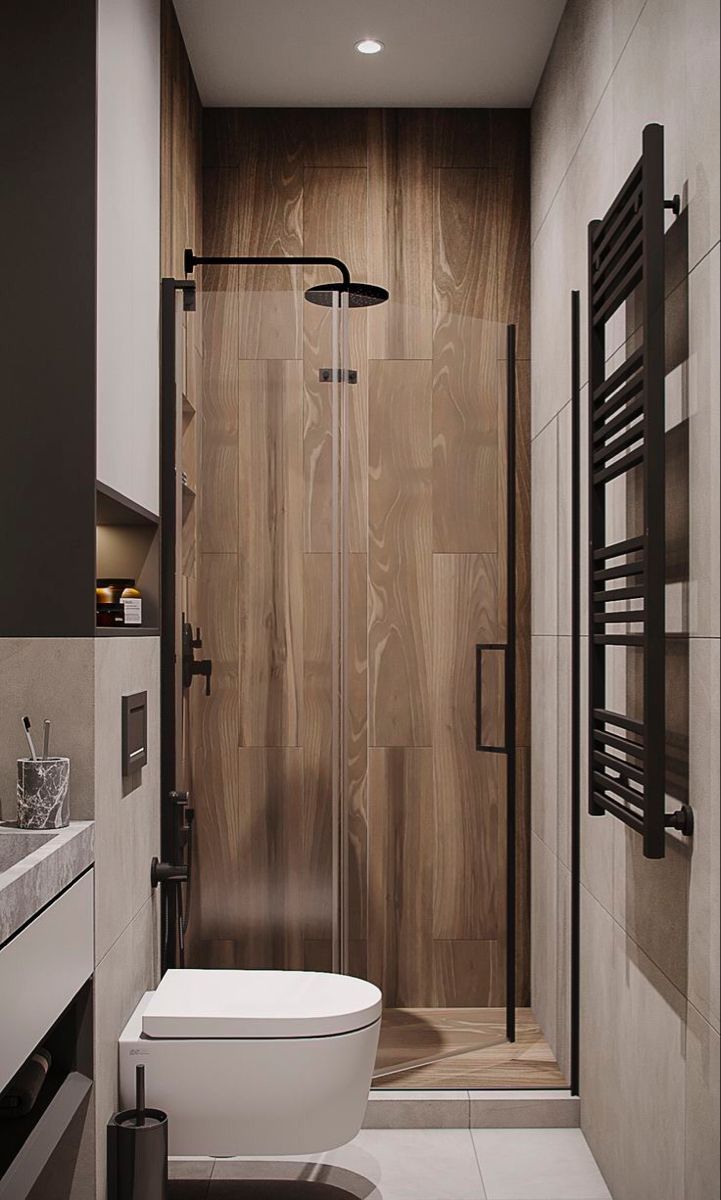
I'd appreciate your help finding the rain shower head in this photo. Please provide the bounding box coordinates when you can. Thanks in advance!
[304,281,390,308]
[183,248,388,308]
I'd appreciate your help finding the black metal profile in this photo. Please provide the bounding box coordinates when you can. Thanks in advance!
[587,123,693,859]
[476,326,517,1042]
[160,276,195,972]
[505,326,518,1045]
[570,290,581,1096]
[184,248,351,288]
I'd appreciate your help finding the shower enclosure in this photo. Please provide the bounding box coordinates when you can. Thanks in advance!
[158,102,554,1086]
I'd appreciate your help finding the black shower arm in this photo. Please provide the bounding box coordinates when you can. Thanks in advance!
[184,247,351,288]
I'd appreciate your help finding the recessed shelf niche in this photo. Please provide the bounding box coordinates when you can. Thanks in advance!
[95,482,160,635]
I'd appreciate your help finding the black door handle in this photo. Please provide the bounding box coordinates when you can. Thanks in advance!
[476,643,510,753]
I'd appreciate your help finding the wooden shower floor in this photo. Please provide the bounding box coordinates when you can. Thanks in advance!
[372,1008,567,1089]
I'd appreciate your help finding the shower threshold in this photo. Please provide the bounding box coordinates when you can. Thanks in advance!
[372,1007,566,1090]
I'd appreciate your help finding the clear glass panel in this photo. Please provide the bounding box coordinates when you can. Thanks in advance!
[337,303,517,1087]
[189,267,342,974]
[190,268,536,1088]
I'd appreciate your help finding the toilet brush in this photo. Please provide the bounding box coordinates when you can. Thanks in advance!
[107,1063,168,1200]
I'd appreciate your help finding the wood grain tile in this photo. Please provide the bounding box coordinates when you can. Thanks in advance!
[302,552,334,947]
[432,940,502,1007]
[200,169,239,554]
[188,553,239,958]
[235,115,304,360]
[497,170,531,360]
[238,360,303,747]
[190,107,531,1009]
[374,1008,566,1088]
[303,167,368,553]
[434,168,497,322]
[433,553,504,946]
[489,109,530,175]
[301,108,368,168]
[432,110,491,168]
[368,749,435,1006]
[368,109,433,359]
[234,748,305,968]
[433,170,500,551]
[369,360,433,747]
[348,552,369,951]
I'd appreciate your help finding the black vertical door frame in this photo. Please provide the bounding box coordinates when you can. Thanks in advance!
[505,325,518,1044]
[570,290,581,1096]
[160,276,195,972]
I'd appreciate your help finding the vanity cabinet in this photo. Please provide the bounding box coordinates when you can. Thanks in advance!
[0,871,94,1199]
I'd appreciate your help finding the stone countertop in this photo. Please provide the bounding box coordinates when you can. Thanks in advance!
[0,821,94,946]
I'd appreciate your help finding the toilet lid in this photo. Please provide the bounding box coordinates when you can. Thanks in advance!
[142,970,382,1039]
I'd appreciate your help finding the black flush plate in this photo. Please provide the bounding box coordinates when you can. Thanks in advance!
[122,691,148,776]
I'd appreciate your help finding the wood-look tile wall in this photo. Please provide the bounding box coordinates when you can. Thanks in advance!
[189,108,530,1005]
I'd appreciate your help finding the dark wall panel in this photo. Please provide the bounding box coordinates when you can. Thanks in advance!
[0,0,97,636]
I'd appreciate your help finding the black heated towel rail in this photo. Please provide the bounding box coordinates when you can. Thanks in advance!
[586,123,692,858]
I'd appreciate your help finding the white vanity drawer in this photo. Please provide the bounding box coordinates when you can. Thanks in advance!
[0,869,93,1090]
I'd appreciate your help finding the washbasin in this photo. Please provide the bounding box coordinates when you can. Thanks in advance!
[0,829,58,873]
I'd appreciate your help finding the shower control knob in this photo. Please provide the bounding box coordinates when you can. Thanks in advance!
[182,620,213,694]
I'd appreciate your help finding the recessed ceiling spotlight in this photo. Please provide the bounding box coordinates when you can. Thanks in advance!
[355,38,384,55]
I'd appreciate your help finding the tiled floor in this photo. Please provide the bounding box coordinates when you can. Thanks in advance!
[169,1128,612,1199]
[374,1009,566,1089]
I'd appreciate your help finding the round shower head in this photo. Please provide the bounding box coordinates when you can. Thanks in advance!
[304,281,389,308]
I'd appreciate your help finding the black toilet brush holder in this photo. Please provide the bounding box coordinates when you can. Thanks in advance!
[107,1064,168,1200]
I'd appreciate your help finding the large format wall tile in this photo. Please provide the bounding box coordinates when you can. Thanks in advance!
[685,0,721,270]
[581,888,687,1200]
[531,419,558,633]
[530,0,615,243]
[194,108,531,1005]
[530,206,569,438]
[237,360,304,748]
[531,636,559,855]
[0,639,94,822]
[685,1004,721,1200]
[368,109,433,361]
[94,636,160,963]
[94,895,159,1200]
[611,0,688,207]
[368,360,433,748]
[531,833,559,1058]
[687,639,721,1032]
[688,246,720,638]
[533,3,719,1195]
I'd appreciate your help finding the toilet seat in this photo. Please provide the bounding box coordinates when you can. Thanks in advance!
[141,968,382,1040]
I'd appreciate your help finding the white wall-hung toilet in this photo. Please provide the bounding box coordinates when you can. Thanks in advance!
[119,969,382,1156]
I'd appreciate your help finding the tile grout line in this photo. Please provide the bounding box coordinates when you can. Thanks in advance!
[468,1124,490,1199]
[531,0,649,247]
[579,880,690,1006]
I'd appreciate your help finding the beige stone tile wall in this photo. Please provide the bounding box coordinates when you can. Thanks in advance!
[531,1,720,1197]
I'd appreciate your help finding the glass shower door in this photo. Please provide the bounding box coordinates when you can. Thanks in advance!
[187,264,347,976]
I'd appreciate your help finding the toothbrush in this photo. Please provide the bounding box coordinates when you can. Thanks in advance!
[22,716,38,760]
[42,720,51,760]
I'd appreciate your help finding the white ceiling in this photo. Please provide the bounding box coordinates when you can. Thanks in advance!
[172,0,566,108]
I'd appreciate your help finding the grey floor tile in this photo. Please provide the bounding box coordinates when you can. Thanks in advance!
[212,1129,486,1199]
[208,1182,368,1198]
[471,1129,611,1200]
